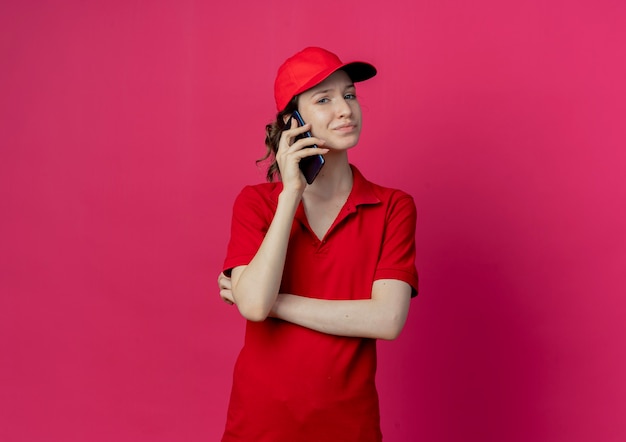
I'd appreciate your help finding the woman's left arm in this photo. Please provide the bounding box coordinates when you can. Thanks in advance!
[269,279,412,340]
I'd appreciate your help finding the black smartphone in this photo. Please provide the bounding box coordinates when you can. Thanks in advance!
[285,110,325,184]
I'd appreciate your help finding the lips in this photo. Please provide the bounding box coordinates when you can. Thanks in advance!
[333,123,357,131]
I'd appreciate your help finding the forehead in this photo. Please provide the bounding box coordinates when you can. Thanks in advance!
[304,70,353,95]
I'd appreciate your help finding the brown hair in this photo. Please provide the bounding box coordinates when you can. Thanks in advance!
[257,97,298,182]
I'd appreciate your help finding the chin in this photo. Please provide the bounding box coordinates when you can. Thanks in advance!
[327,143,357,152]
[329,136,360,151]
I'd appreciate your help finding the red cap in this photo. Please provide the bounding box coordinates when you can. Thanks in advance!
[274,47,377,111]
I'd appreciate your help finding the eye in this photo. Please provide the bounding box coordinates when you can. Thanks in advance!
[316,97,330,104]
[344,93,357,100]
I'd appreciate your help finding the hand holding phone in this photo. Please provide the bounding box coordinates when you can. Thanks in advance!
[284,110,325,184]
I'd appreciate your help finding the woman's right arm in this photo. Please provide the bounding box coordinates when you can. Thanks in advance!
[229,121,327,321]
[229,188,300,321]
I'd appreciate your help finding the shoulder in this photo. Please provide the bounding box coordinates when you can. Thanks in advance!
[231,182,283,217]
[371,181,414,204]
[354,166,416,213]
[235,182,282,203]
[373,184,417,225]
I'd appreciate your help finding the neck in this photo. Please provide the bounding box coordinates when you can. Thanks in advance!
[304,151,353,199]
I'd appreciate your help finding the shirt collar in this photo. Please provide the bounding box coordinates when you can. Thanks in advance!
[348,164,381,207]
[268,164,381,207]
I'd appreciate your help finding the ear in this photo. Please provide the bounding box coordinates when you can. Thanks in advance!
[283,113,294,130]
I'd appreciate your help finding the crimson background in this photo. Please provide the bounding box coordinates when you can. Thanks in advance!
[1,1,625,441]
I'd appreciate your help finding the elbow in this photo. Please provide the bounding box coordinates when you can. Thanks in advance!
[379,325,403,341]
[378,315,407,341]
[231,284,273,322]
[236,302,271,322]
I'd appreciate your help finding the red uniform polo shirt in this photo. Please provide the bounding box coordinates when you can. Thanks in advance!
[222,165,418,442]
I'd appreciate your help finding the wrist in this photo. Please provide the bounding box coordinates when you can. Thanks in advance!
[278,188,303,206]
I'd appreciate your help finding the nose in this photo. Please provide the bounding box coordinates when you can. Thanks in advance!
[336,97,353,118]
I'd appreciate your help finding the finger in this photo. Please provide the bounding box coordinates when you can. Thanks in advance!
[219,277,232,291]
[292,145,329,160]
[220,290,234,305]
[290,123,312,140]
[288,136,325,154]
[281,120,312,147]
[217,271,232,286]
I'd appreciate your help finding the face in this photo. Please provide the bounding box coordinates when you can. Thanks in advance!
[297,70,362,152]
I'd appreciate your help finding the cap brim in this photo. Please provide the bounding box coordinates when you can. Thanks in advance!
[341,61,377,83]
[291,61,377,100]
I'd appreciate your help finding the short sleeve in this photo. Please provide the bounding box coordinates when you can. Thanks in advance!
[374,192,419,296]
[222,185,275,276]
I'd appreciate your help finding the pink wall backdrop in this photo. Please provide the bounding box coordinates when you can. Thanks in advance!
[1,1,625,441]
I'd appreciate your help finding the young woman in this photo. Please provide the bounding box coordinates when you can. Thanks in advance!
[218,47,418,442]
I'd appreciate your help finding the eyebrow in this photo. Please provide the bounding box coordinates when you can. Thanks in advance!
[310,84,356,97]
